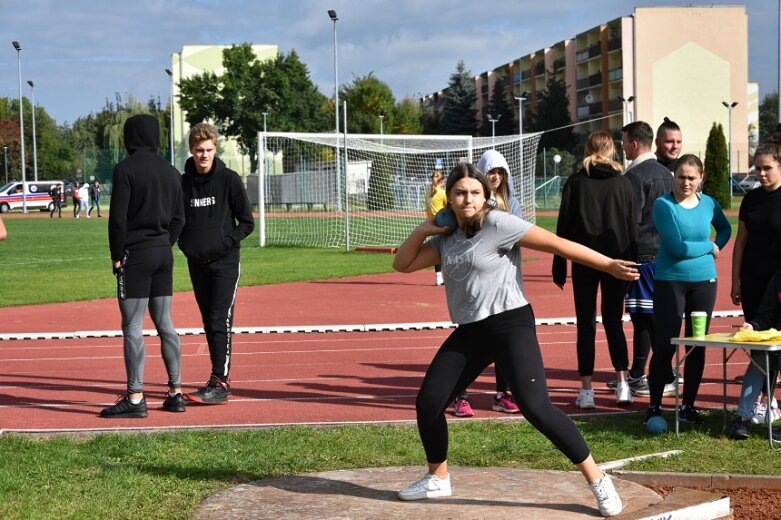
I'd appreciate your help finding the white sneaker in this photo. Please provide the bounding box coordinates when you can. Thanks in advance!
[616,382,633,404]
[632,379,676,398]
[435,272,444,286]
[397,472,452,501]
[575,388,596,409]
[751,397,781,425]
[590,473,623,517]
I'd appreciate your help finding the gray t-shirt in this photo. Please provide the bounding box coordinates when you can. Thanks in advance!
[428,210,533,324]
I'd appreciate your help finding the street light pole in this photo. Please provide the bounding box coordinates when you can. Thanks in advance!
[328,9,341,212]
[165,68,175,167]
[27,80,38,181]
[12,41,27,213]
[487,114,500,146]
[514,92,527,178]
[328,10,339,135]
[3,146,8,185]
[723,101,738,197]
[618,95,635,126]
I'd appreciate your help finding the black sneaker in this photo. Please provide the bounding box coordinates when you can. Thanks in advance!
[729,417,750,440]
[162,393,186,413]
[100,395,148,418]
[186,377,231,404]
[644,404,662,424]
[772,427,781,442]
[679,405,703,424]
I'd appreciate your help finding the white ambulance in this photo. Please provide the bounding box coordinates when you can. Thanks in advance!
[0,181,65,213]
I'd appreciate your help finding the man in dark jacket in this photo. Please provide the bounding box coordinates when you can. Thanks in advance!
[619,121,675,397]
[179,123,254,404]
[102,114,186,419]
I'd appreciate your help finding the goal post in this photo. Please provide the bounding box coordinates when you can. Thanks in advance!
[250,132,542,249]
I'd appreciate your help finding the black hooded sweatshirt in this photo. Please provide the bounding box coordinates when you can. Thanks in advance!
[178,155,254,263]
[108,114,185,262]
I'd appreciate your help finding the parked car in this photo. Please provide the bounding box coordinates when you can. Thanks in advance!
[730,175,746,194]
[738,174,760,191]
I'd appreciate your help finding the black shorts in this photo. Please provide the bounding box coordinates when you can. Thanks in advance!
[116,246,174,300]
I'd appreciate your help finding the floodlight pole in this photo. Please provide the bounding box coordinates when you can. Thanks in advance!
[487,114,500,146]
[165,68,175,167]
[27,80,38,181]
[515,92,527,179]
[723,101,738,197]
[618,95,635,126]
[328,9,342,212]
[13,41,27,212]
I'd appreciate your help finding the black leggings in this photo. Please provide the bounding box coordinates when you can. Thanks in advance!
[415,305,590,464]
[648,279,717,407]
[572,264,629,376]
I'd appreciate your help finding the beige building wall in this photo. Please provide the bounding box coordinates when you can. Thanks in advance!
[633,6,748,172]
[171,44,278,175]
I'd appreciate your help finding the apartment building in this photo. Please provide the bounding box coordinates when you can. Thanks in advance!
[170,44,278,175]
[440,6,751,173]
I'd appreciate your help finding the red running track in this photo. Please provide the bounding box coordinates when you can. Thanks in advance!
[0,244,751,433]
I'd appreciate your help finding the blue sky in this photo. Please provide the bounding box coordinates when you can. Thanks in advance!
[1,0,777,125]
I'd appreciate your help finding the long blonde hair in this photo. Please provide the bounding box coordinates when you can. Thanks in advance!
[582,131,623,173]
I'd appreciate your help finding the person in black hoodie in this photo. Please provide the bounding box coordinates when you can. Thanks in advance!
[179,123,254,405]
[552,131,637,409]
[102,114,186,419]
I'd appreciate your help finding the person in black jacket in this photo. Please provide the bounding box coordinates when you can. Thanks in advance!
[102,114,186,419]
[553,131,637,409]
[179,123,254,405]
[730,269,781,440]
[619,121,676,398]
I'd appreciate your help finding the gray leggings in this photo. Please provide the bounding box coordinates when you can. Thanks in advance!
[120,296,181,393]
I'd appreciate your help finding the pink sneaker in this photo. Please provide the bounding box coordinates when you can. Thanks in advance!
[454,397,474,417]
[492,392,520,413]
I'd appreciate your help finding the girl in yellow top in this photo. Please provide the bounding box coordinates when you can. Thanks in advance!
[424,170,447,285]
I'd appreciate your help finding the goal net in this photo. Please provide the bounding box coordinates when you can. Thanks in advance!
[250,132,542,249]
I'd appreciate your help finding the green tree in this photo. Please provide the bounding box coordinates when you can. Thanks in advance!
[392,97,422,134]
[0,97,76,181]
[481,77,515,137]
[178,45,329,171]
[703,122,730,209]
[758,91,779,143]
[440,61,478,136]
[528,70,574,152]
[367,158,394,210]
[340,73,395,134]
[420,103,441,135]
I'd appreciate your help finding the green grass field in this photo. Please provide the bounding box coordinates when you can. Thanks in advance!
[0,212,756,520]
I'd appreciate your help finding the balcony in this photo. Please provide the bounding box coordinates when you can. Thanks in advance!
[575,71,602,91]
[607,67,623,82]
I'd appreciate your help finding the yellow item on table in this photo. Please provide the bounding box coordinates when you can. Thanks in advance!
[730,328,781,343]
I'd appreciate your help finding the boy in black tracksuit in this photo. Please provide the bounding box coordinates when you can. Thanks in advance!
[103,114,186,418]
[179,123,254,404]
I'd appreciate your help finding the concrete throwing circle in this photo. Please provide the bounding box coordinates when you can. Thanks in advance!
[194,466,662,519]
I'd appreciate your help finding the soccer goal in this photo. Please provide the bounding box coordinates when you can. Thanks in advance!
[250,132,542,249]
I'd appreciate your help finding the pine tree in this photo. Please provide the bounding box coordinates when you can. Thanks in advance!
[440,61,478,136]
[529,70,574,151]
[481,77,515,137]
[703,122,730,209]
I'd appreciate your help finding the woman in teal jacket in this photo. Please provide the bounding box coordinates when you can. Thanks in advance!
[645,154,731,426]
